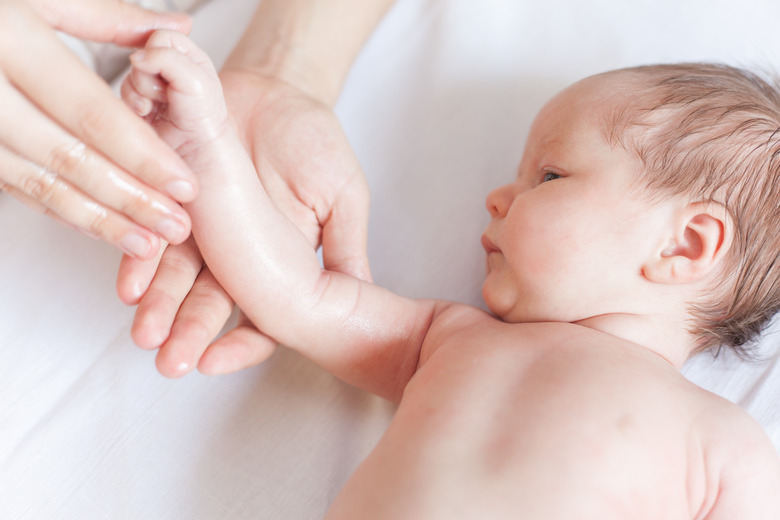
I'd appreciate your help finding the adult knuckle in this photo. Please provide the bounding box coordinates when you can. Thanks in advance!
[21,168,59,205]
[84,207,111,237]
[174,313,215,342]
[75,105,114,144]
[131,153,163,184]
[190,280,227,306]
[142,287,176,312]
[159,252,200,278]
[43,141,87,180]
[116,187,151,217]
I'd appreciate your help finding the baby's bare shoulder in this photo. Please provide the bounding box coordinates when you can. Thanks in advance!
[399,323,770,517]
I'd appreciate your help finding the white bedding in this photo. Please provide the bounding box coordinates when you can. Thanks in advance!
[2,0,780,517]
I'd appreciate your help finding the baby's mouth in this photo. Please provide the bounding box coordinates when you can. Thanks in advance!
[481,234,501,255]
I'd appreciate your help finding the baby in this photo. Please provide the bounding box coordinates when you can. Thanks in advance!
[123,31,780,518]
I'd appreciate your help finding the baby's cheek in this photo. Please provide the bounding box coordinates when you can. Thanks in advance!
[507,223,565,276]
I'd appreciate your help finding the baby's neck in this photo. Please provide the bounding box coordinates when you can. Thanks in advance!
[574,313,694,369]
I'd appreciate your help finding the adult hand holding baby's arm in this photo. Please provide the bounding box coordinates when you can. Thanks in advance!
[116,77,373,377]
[0,0,196,258]
[119,29,423,401]
[116,0,394,377]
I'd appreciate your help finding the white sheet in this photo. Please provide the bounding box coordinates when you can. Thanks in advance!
[3,0,780,517]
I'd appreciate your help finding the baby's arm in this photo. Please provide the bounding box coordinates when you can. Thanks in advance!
[122,31,442,401]
[704,413,780,519]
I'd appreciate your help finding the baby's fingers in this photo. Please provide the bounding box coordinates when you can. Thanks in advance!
[125,32,226,139]
[129,47,218,100]
[120,68,167,119]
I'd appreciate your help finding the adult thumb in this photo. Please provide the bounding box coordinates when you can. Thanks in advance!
[320,181,373,283]
[35,0,192,47]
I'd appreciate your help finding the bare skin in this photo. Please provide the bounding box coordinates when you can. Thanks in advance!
[116,0,393,377]
[329,313,775,519]
[0,0,196,258]
[123,31,780,519]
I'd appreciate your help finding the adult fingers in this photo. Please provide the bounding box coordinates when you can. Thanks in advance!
[131,238,204,349]
[0,4,199,206]
[154,268,235,378]
[0,76,191,247]
[31,0,192,47]
[198,315,278,375]
[116,248,165,305]
[0,144,161,258]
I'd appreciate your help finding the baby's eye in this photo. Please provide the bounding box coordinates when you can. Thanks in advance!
[542,172,561,182]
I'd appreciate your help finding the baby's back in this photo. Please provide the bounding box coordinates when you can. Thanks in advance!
[326,307,780,519]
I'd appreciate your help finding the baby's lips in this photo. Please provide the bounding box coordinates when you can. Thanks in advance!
[481,234,501,254]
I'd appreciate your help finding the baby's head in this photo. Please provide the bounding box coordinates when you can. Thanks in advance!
[482,63,780,357]
[605,63,780,355]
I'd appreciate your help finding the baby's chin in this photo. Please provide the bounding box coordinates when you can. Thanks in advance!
[487,308,534,325]
[481,287,565,324]
[481,289,523,323]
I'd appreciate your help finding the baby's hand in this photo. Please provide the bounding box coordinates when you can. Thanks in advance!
[121,30,228,157]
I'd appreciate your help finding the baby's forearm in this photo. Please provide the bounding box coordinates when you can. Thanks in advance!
[183,128,429,400]
[183,129,327,338]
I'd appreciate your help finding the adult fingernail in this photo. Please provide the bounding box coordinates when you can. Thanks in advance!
[121,232,152,258]
[156,217,188,243]
[165,180,196,202]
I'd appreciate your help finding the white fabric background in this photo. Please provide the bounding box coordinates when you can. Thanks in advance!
[2,0,780,518]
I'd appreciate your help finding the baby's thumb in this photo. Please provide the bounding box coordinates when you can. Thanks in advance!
[38,0,192,47]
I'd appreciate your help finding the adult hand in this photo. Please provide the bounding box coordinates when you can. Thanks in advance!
[0,0,197,259]
[221,69,372,281]
[118,237,278,377]
[117,70,371,377]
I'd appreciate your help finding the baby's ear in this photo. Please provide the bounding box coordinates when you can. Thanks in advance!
[643,201,733,284]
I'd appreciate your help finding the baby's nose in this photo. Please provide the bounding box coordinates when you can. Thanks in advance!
[486,183,515,218]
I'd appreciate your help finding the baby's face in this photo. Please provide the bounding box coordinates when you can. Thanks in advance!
[481,75,677,324]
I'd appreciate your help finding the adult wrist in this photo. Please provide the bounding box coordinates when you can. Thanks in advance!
[221,0,395,108]
[222,42,343,107]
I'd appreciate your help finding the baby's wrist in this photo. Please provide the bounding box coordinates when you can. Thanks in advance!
[177,117,240,172]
